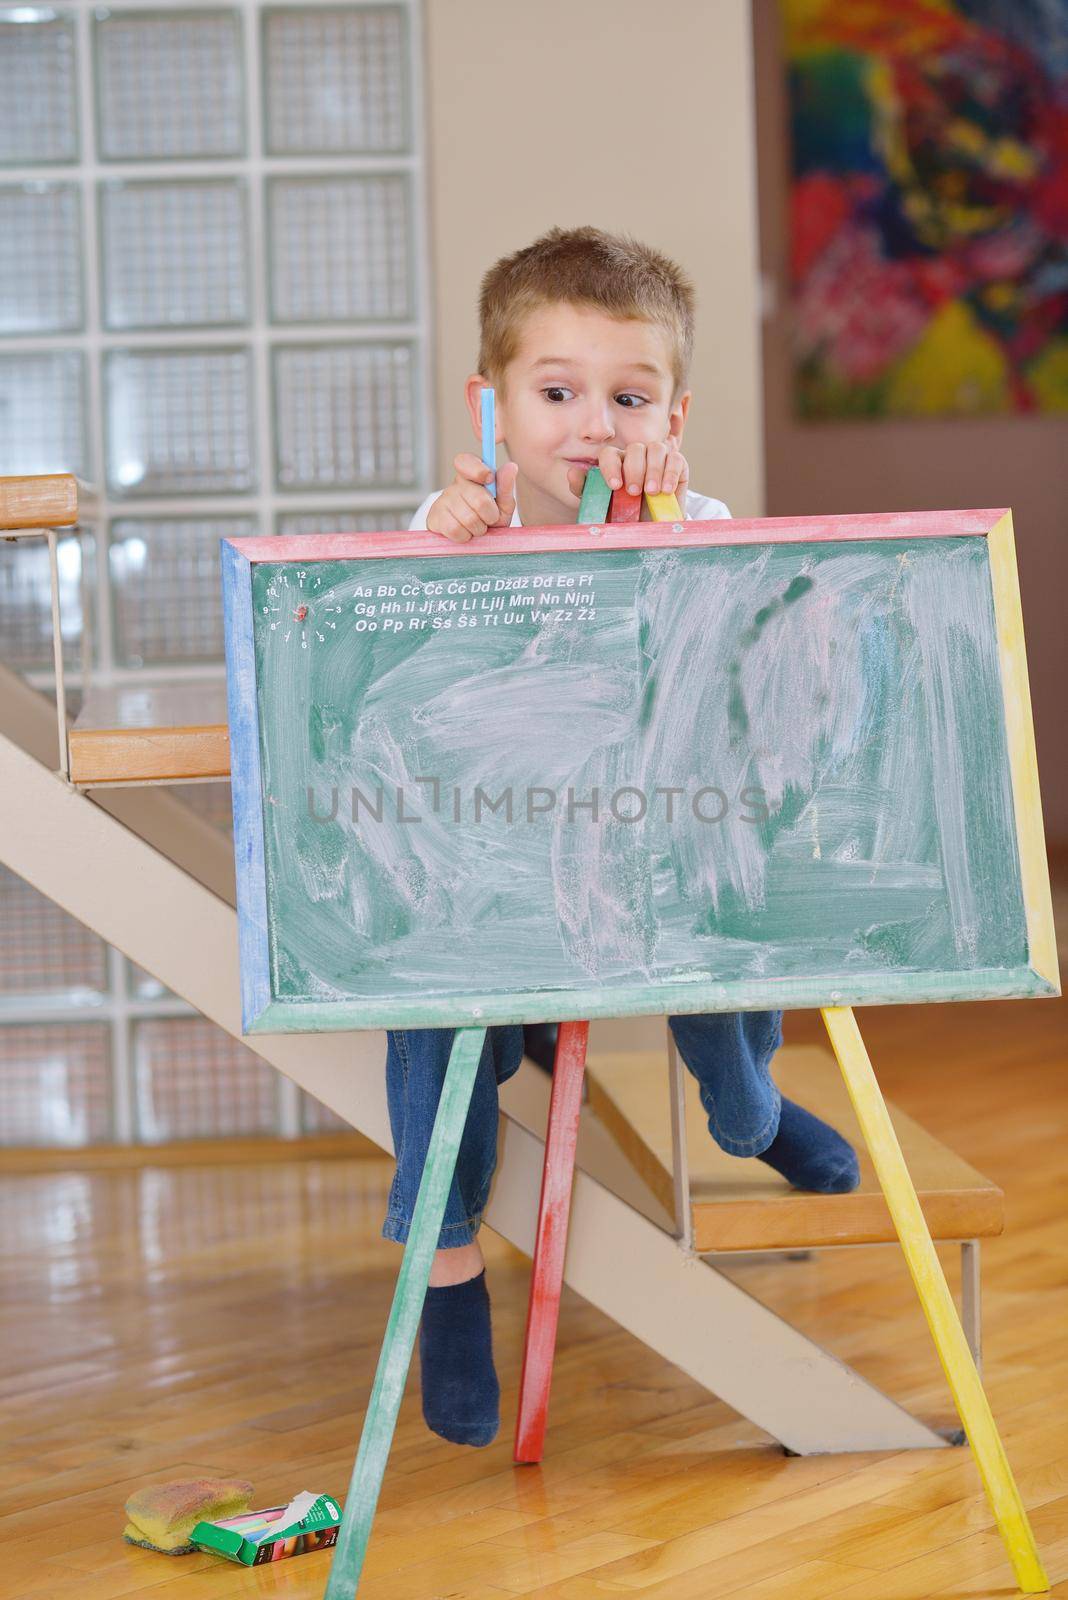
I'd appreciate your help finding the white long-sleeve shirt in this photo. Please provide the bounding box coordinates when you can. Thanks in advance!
[408,486,731,531]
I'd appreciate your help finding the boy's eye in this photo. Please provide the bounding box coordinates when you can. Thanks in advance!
[541,387,647,407]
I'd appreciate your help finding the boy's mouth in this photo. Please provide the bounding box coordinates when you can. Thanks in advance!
[565,458,598,468]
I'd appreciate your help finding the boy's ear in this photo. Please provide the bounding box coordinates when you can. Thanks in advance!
[668,389,692,441]
[464,374,495,440]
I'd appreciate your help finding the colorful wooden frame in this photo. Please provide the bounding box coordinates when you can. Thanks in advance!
[221,506,1057,1036]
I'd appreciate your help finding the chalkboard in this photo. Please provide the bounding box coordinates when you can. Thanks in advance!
[221,509,1057,1034]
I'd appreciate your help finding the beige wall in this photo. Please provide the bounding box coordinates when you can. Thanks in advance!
[422,0,765,518]
[753,0,1068,846]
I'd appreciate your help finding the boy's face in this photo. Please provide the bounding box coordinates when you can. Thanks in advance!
[465,302,690,527]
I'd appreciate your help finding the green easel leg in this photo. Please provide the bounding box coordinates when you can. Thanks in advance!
[323,1025,488,1600]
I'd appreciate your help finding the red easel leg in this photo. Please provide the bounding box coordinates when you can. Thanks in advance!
[514,1019,589,1464]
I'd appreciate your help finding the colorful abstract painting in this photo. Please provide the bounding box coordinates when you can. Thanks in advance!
[784,0,1068,417]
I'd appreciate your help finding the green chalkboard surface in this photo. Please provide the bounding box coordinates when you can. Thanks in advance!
[221,512,1057,1032]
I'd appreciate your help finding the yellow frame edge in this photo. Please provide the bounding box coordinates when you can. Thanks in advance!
[987,511,1059,993]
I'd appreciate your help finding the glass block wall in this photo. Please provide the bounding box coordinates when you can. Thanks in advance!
[0,2,432,1145]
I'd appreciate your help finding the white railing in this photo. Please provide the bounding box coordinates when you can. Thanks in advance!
[0,472,97,783]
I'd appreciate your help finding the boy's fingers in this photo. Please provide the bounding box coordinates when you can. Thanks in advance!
[439,491,485,539]
[444,508,475,541]
[565,463,587,501]
[644,440,672,494]
[663,459,685,496]
[673,450,689,505]
[456,504,488,538]
[622,442,647,496]
[454,451,493,484]
[492,460,519,525]
[598,446,625,490]
[459,481,499,526]
[435,512,471,542]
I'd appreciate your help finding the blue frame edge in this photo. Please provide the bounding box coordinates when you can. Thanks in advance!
[221,540,273,1031]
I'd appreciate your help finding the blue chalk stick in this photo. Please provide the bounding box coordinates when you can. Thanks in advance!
[480,387,496,498]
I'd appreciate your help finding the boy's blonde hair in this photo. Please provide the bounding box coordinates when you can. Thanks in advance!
[477,226,695,400]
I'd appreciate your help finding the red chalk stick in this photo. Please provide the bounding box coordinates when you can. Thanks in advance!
[608,486,643,523]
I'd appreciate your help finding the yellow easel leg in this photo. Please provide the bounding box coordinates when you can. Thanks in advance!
[821,1006,1049,1595]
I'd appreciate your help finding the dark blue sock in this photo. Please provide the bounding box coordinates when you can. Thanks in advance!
[758,1097,860,1193]
[418,1269,499,1448]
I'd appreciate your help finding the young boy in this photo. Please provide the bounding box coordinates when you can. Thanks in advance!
[386,226,860,1449]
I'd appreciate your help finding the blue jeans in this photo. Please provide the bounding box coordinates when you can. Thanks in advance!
[382,1011,783,1247]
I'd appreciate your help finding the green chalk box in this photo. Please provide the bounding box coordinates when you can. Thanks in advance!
[191,1492,341,1566]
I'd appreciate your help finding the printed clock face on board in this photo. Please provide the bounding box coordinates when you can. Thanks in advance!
[261,567,343,647]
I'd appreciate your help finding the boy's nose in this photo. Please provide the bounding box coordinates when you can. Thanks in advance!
[580,407,615,442]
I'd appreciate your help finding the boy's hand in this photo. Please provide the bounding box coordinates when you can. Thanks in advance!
[425,455,519,542]
[566,441,689,510]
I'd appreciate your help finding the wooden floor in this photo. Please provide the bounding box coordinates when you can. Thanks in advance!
[3,984,1067,1599]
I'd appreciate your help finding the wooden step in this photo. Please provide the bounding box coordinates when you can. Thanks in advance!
[68,682,230,784]
[585,1043,1004,1252]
